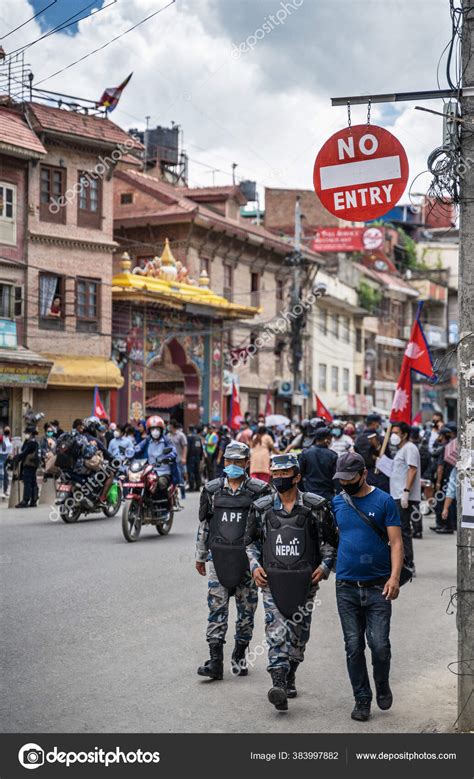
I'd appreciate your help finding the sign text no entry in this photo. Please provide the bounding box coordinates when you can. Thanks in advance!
[313,124,409,222]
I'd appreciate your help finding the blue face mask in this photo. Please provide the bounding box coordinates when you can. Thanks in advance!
[224,464,245,479]
[331,428,342,438]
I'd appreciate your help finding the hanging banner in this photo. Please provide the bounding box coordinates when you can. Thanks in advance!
[313,124,409,221]
[311,226,384,252]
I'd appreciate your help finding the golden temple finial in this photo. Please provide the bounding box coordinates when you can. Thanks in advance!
[160,238,178,280]
[198,269,210,287]
[120,251,132,272]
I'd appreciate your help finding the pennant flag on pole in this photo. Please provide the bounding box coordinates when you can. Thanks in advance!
[98,72,133,112]
[314,393,333,424]
[264,386,273,417]
[228,381,244,430]
[412,410,422,425]
[93,386,108,420]
[390,302,436,424]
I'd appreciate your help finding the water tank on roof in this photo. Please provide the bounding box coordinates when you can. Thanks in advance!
[239,180,257,202]
[147,125,179,165]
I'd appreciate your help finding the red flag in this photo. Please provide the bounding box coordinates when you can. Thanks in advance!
[93,386,108,420]
[264,386,273,416]
[229,381,243,431]
[98,72,133,112]
[390,304,436,424]
[412,410,422,425]
[314,393,333,423]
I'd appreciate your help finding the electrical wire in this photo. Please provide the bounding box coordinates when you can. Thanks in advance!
[0,0,58,42]
[33,0,176,88]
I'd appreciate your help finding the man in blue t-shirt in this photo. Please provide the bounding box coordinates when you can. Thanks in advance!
[332,451,404,724]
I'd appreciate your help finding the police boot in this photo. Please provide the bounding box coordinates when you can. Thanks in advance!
[197,641,224,680]
[231,641,249,677]
[268,668,288,711]
[286,660,298,698]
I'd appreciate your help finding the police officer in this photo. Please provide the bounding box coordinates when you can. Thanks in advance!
[246,453,338,711]
[195,441,270,680]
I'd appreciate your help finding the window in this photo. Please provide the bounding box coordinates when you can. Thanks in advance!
[200,256,210,283]
[223,264,233,301]
[355,374,362,394]
[343,368,350,393]
[77,172,102,229]
[342,316,350,343]
[356,327,363,353]
[0,284,13,318]
[331,366,339,392]
[331,313,339,339]
[319,308,327,336]
[39,273,65,330]
[40,165,66,223]
[76,278,100,332]
[248,394,259,419]
[0,182,17,245]
[120,192,133,204]
[251,272,260,307]
[318,363,327,391]
[249,331,259,373]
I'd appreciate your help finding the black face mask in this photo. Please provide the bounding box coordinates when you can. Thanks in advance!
[272,475,295,494]
[343,474,364,496]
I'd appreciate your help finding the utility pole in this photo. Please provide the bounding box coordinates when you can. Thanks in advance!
[289,196,303,419]
[144,115,150,171]
[456,0,474,732]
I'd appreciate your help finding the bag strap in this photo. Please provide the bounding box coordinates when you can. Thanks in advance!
[341,491,388,545]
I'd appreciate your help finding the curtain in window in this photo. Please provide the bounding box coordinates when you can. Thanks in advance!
[0,285,11,318]
[39,275,57,317]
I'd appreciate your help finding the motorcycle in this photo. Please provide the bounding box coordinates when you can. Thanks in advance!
[121,450,182,542]
[56,468,122,523]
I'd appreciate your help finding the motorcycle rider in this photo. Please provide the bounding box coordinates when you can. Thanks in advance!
[246,453,338,711]
[195,441,270,681]
[131,416,180,491]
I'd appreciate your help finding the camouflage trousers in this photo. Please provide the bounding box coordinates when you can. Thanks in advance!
[262,584,318,673]
[206,560,258,644]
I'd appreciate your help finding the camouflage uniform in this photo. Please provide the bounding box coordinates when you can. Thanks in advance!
[196,475,269,644]
[246,490,338,673]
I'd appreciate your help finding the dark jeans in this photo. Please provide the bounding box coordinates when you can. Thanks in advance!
[22,466,38,505]
[336,581,392,703]
[434,496,457,530]
[187,459,201,491]
[395,499,417,568]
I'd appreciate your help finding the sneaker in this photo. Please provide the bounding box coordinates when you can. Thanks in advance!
[351,700,371,721]
[376,682,393,710]
[434,527,454,535]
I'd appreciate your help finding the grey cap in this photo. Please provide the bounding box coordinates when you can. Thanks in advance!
[315,426,331,440]
[224,441,250,460]
[334,451,366,480]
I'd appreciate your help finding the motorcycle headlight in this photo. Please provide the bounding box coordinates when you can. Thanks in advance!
[130,460,146,473]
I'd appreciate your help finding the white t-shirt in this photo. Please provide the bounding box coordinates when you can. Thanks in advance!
[390,441,421,501]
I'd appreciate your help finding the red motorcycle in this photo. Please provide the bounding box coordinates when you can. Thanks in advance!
[121,450,181,542]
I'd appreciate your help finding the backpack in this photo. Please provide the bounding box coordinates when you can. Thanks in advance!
[55,433,80,470]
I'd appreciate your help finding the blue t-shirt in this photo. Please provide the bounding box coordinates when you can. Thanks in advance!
[332,487,401,581]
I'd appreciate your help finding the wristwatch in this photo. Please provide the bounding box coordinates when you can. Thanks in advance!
[403,488,410,493]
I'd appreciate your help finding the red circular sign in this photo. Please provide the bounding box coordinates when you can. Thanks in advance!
[313,124,409,222]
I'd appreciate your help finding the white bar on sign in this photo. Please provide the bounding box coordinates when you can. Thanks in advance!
[319,155,401,190]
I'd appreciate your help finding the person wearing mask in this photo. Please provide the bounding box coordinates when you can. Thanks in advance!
[216,425,232,478]
[123,424,137,450]
[108,424,128,461]
[249,424,276,482]
[195,442,270,681]
[186,425,204,492]
[245,453,337,710]
[14,425,40,508]
[105,421,116,447]
[389,422,420,575]
[168,419,188,498]
[299,426,339,501]
[81,416,117,502]
[331,419,354,456]
[204,424,219,481]
[355,414,390,493]
[430,426,456,534]
[50,419,64,437]
[428,412,444,453]
[332,452,403,722]
[1,426,12,497]
[132,416,179,492]
[344,422,356,442]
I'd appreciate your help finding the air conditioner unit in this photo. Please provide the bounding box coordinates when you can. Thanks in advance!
[277,380,293,397]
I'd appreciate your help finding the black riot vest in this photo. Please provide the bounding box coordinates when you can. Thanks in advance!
[208,488,255,590]
[262,502,321,619]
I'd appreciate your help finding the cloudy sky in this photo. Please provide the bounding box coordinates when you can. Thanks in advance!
[1,0,451,204]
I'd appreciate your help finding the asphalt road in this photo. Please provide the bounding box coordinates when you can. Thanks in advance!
[0,492,458,733]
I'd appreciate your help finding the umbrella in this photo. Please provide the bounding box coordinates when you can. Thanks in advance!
[265,414,290,427]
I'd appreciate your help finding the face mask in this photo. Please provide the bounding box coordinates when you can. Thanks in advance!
[331,428,342,438]
[46,431,54,437]
[343,475,364,496]
[150,429,161,440]
[272,475,295,493]
[113,430,121,439]
[390,433,401,447]
[224,464,245,479]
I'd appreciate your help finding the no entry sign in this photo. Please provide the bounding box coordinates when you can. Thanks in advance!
[313,124,409,222]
